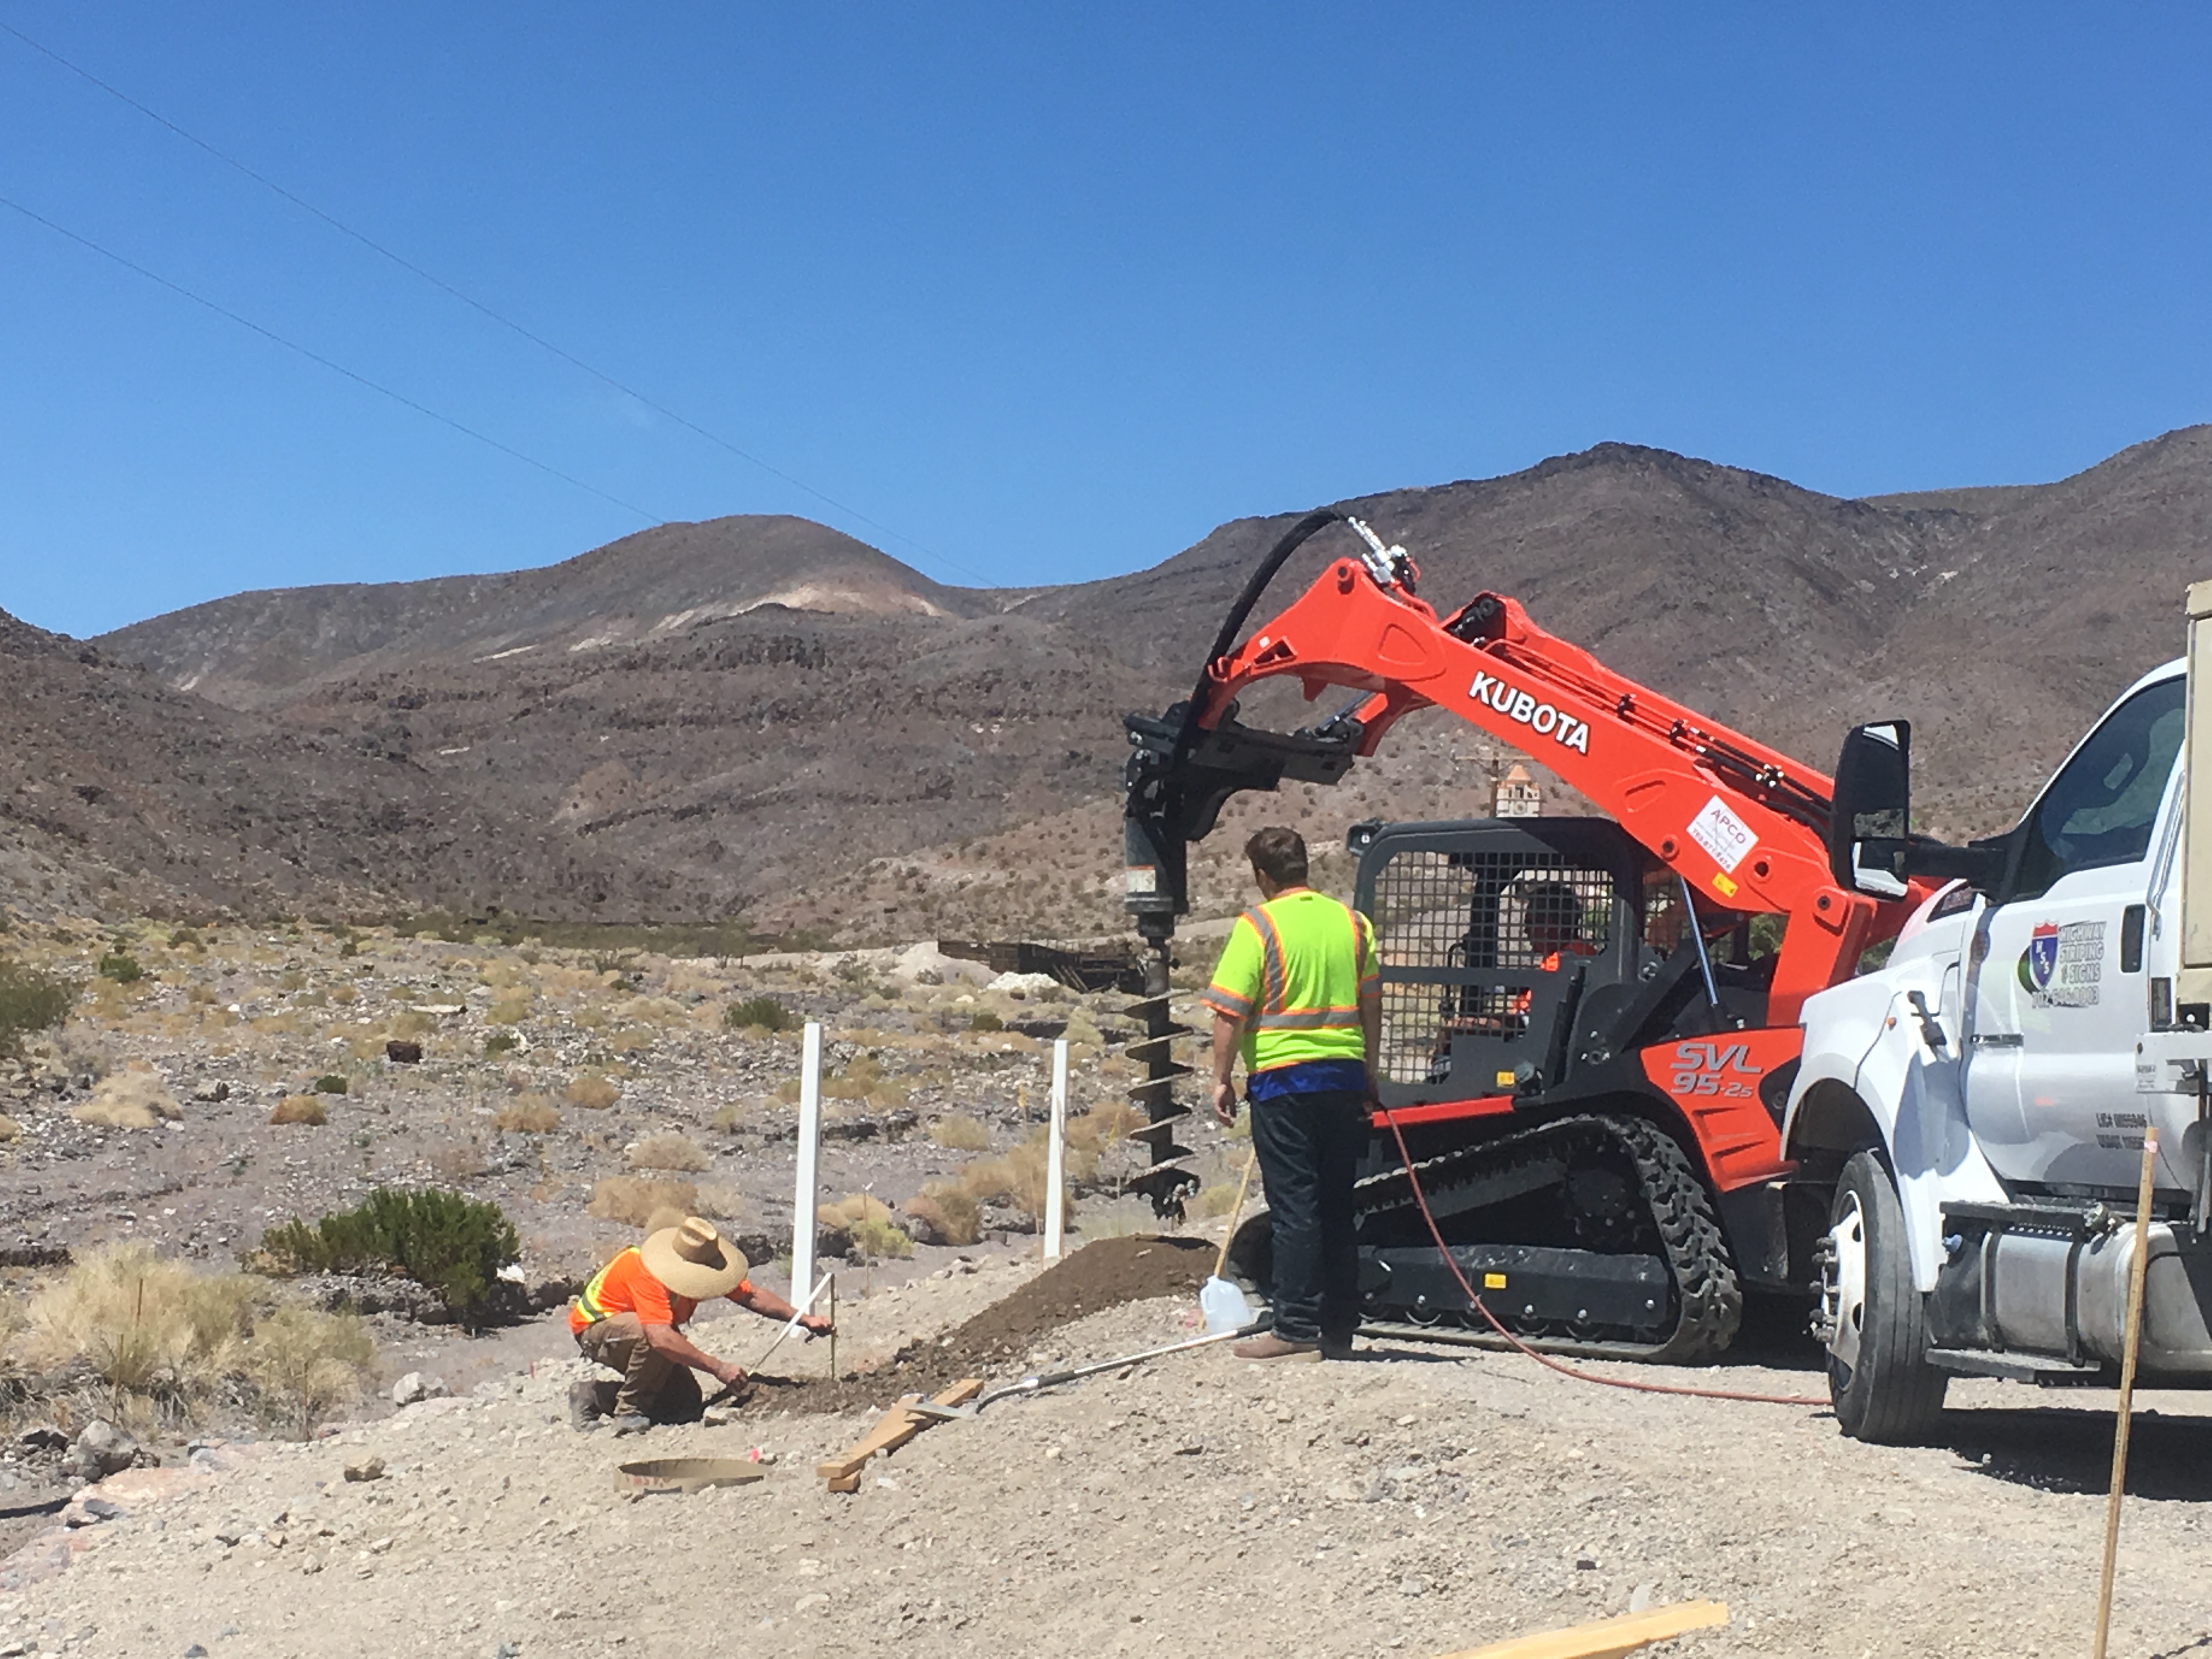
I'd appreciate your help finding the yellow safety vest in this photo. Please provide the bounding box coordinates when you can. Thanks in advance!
[571,1248,633,1327]
[1201,888,1379,1073]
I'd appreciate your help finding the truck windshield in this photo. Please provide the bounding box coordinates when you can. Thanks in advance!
[2011,676,2185,900]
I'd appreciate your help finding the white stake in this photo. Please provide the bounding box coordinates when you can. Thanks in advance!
[1044,1037,1069,1261]
[792,1020,823,1301]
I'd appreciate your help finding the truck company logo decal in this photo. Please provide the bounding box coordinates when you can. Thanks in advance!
[1667,1040,1763,1098]
[1468,672,1590,754]
[2017,919,2103,1008]
[1686,795,1759,874]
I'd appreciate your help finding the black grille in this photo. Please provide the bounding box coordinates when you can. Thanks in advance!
[1366,837,1630,1092]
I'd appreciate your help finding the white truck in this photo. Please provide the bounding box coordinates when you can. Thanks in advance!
[1793,581,2212,1442]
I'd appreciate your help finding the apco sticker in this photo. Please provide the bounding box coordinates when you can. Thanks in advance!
[1468,672,1590,755]
[1686,795,1759,874]
[1124,866,1158,895]
[2017,919,2104,1008]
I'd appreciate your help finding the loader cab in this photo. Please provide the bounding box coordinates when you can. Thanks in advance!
[1351,817,1775,1110]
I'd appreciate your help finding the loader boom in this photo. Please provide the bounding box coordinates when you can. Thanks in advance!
[1128,524,1914,1022]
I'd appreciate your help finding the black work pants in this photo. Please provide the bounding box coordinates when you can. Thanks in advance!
[1248,1087,1367,1344]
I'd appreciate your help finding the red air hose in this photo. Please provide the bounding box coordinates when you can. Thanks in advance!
[1381,1112,1829,1409]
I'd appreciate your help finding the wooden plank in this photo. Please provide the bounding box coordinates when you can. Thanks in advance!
[815,1380,984,1483]
[1434,1600,1729,1659]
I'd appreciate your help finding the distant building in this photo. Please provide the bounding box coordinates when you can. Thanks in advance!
[1492,763,1541,819]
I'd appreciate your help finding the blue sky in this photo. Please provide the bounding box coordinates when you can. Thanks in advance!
[3,5,2208,636]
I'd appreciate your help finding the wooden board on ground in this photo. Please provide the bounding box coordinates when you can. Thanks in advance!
[1435,1600,1730,1659]
[817,1379,985,1488]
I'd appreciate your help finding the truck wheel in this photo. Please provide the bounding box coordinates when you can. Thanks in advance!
[1822,1151,1948,1444]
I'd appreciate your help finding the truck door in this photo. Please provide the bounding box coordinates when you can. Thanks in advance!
[1965,675,2184,1192]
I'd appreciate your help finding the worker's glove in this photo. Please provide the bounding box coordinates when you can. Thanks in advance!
[798,1314,834,1337]
[714,1361,750,1389]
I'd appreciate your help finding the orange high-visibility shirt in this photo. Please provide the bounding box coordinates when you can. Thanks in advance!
[568,1246,755,1335]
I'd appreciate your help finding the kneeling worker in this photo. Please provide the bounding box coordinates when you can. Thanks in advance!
[568,1215,832,1433]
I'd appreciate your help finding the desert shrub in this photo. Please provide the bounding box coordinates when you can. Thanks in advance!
[167,927,204,950]
[488,992,531,1026]
[96,953,143,985]
[566,1072,620,1110]
[430,1143,485,1181]
[818,1193,895,1229]
[269,1094,328,1126]
[242,1304,374,1438]
[492,1096,560,1134]
[850,1215,913,1260]
[313,1073,349,1095]
[774,1077,801,1103]
[709,1101,747,1134]
[74,1072,183,1131]
[0,960,75,1058]
[724,995,795,1032]
[628,1135,709,1172]
[906,1184,981,1247]
[259,1188,520,1327]
[929,1114,991,1152]
[484,1031,520,1056]
[21,1243,257,1406]
[588,1177,698,1227]
[968,1009,1003,1032]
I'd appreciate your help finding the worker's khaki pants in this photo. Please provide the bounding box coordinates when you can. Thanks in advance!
[575,1313,703,1422]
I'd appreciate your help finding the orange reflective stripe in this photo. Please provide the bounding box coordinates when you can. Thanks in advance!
[1245,905,1288,1015]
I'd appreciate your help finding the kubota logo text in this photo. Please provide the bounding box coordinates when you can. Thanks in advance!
[1668,1040,1762,1098]
[1468,672,1591,754]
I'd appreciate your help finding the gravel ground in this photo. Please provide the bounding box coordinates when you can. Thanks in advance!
[5,1262,2212,1659]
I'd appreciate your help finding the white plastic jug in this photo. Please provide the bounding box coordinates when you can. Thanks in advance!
[1199,1274,1255,1335]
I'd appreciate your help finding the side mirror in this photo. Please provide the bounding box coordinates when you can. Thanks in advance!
[1828,721,1912,899]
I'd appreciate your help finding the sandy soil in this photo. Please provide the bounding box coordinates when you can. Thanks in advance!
[4,1243,2211,1659]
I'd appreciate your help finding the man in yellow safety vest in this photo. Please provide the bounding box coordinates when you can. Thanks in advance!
[1203,825,1381,1362]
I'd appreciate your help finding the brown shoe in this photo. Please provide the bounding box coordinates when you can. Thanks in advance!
[1232,1333,1321,1362]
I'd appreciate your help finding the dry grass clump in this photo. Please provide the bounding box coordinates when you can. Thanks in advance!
[487,992,532,1026]
[269,1094,328,1126]
[492,1096,561,1134]
[566,1071,621,1110]
[1195,1181,1245,1217]
[240,1304,374,1438]
[929,1113,991,1152]
[628,1135,709,1173]
[691,1184,744,1221]
[72,1071,182,1130]
[957,1143,1069,1223]
[588,1177,699,1227]
[1066,1102,1143,1155]
[822,1052,909,1108]
[18,1244,257,1406]
[709,1101,748,1134]
[905,1184,981,1246]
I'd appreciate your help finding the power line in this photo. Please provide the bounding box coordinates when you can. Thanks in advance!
[0,191,665,523]
[0,17,988,586]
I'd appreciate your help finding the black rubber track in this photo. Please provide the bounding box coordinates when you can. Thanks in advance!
[1350,1112,1743,1364]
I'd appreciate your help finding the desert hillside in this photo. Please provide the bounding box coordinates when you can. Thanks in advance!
[0,427,2197,936]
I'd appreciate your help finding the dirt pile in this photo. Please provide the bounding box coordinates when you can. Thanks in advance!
[758,1235,1214,1409]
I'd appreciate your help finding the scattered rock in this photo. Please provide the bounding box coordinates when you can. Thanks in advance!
[16,1426,69,1454]
[343,1455,386,1483]
[190,1080,230,1103]
[69,1419,142,1479]
[384,1041,424,1065]
[390,1372,450,1407]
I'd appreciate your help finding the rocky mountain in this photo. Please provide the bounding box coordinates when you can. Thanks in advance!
[100,515,990,710]
[18,425,2208,936]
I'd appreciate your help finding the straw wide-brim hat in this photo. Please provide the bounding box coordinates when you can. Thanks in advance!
[640,1217,749,1301]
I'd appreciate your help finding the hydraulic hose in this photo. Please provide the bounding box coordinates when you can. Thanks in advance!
[1176,506,1348,750]
[1379,1109,1829,1409]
